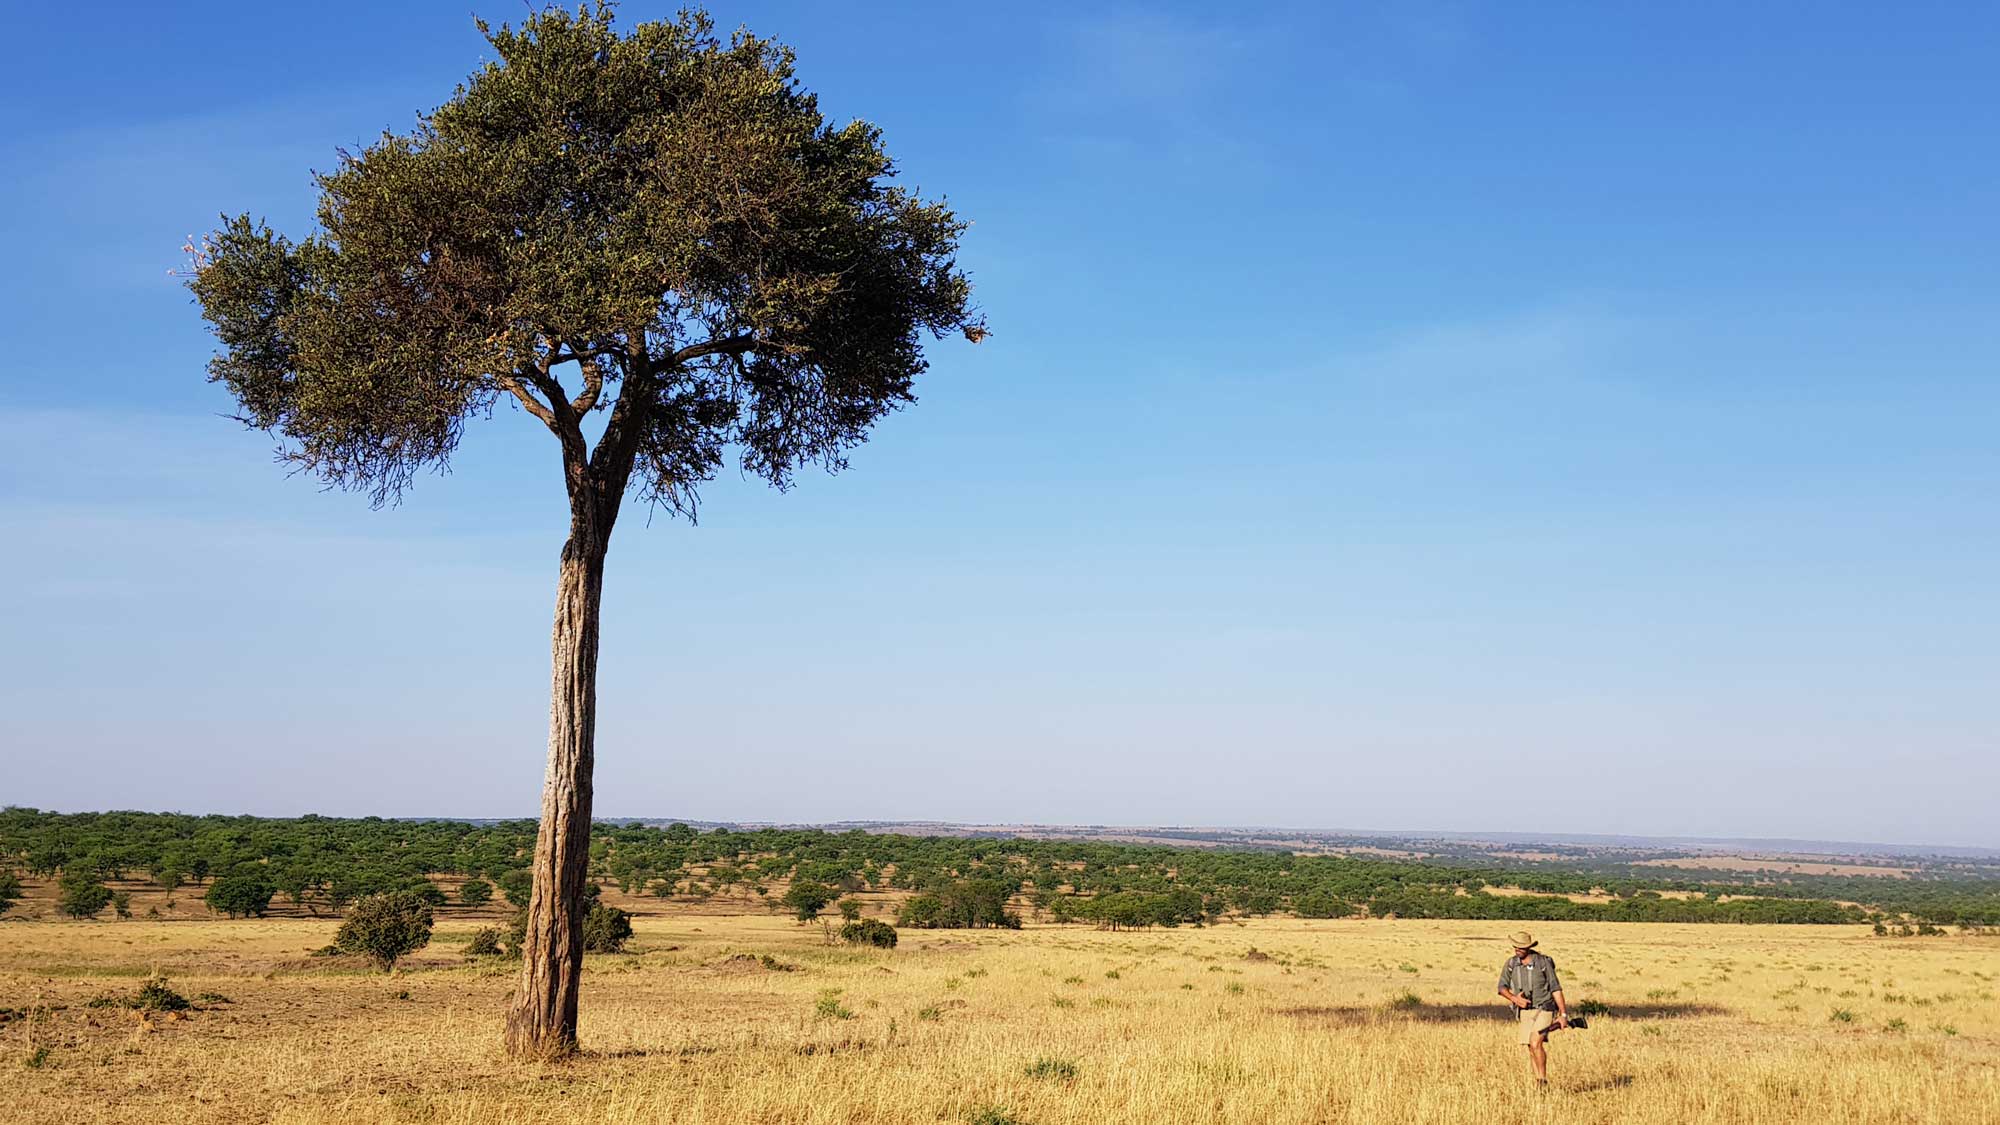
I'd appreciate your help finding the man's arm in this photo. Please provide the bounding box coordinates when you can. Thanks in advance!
[1547,958,1569,1024]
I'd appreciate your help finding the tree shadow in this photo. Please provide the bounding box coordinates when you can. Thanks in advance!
[1278,1002,1726,1027]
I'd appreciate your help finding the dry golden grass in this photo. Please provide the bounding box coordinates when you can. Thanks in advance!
[4,913,1996,1124]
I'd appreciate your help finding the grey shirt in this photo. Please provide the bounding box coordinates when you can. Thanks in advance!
[1498,952,1563,1011]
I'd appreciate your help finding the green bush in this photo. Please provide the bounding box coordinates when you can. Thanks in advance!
[58,870,113,919]
[497,869,533,907]
[1024,1056,1079,1081]
[465,927,504,956]
[0,869,21,916]
[838,899,862,921]
[459,879,493,907]
[782,880,835,922]
[335,892,435,971]
[583,903,634,953]
[133,977,191,1012]
[205,872,275,918]
[840,919,898,948]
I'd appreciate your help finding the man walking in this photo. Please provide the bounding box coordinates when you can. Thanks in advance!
[1496,930,1570,1085]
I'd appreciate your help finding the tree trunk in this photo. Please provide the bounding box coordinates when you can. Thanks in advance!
[504,509,610,1058]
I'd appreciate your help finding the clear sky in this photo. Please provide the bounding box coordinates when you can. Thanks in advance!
[1,3,1995,846]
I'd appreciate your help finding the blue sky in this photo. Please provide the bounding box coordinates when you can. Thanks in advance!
[1,2,1995,845]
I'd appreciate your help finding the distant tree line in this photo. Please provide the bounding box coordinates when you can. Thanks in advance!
[2,808,1994,928]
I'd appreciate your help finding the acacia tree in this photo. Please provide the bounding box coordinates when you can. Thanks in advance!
[188,6,980,1057]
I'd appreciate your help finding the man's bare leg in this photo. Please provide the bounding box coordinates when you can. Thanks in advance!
[1526,1034,1549,1083]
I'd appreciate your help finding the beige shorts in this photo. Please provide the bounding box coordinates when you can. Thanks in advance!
[1517,1008,1556,1044]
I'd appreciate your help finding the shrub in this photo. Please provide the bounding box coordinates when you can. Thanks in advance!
[205,873,276,918]
[58,871,113,919]
[458,879,493,907]
[1573,998,1610,1016]
[838,899,862,922]
[1388,990,1423,1011]
[336,892,435,971]
[814,989,854,1020]
[841,919,898,948]
[405,880,448,908]
[111,891,132,919]
[0,869,21,916]
[1025,1056,1079,1081]
[583,903,634,953]
[133,977,191,1012]
[465,927,504,956]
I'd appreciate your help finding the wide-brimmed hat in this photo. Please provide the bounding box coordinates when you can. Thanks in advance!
[1508,930,1537,950]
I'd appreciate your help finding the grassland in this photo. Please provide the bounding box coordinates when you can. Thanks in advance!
[5,910,1996,1124]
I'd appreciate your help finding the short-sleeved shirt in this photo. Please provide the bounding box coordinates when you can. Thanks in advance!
[1498,952,1563,1010]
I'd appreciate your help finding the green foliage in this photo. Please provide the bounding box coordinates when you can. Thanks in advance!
[1024,1056,1079,1081]
[1573,998,1611,1016]
[782,880,835,922]
[205,872,276,918]
[465,927,504,956]
[0,869,20,916]
[840,919,898,948]
[838,899,862,921]
[1388,990,1423,1011]
[813,989,854,1020]
[582,903,634,953]
[133,977,191,1012]
[496,869,533,908]
[335,892,435,971]
[187,6,983,512]
[458,879,493,907]
[58,870,113,919]
[896,880,1022,929]
[2,809,1994,931]
[504,909,529,958]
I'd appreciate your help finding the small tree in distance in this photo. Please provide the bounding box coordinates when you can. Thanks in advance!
[188,8,979,1056]
[782,881,836,923]
[337,893,435,972]
[206,873,276,918]
[459,879,493,908]
[59,871,113,920]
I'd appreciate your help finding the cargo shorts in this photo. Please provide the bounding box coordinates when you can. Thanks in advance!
[1517,1007,1556,1044]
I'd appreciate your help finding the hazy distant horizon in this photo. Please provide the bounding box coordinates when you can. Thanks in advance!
[11,801,1997,856]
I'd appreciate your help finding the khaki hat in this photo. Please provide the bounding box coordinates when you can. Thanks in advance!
[1509,930,1537,950]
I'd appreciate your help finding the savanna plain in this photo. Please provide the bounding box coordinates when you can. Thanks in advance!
[7,905,1996,1125]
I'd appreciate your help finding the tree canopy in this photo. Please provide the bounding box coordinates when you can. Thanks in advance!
[190,5,982,512]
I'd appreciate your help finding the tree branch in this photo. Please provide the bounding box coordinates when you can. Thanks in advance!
[495,374,558,428]
[669,334,782,365]
[570,355,606,414]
